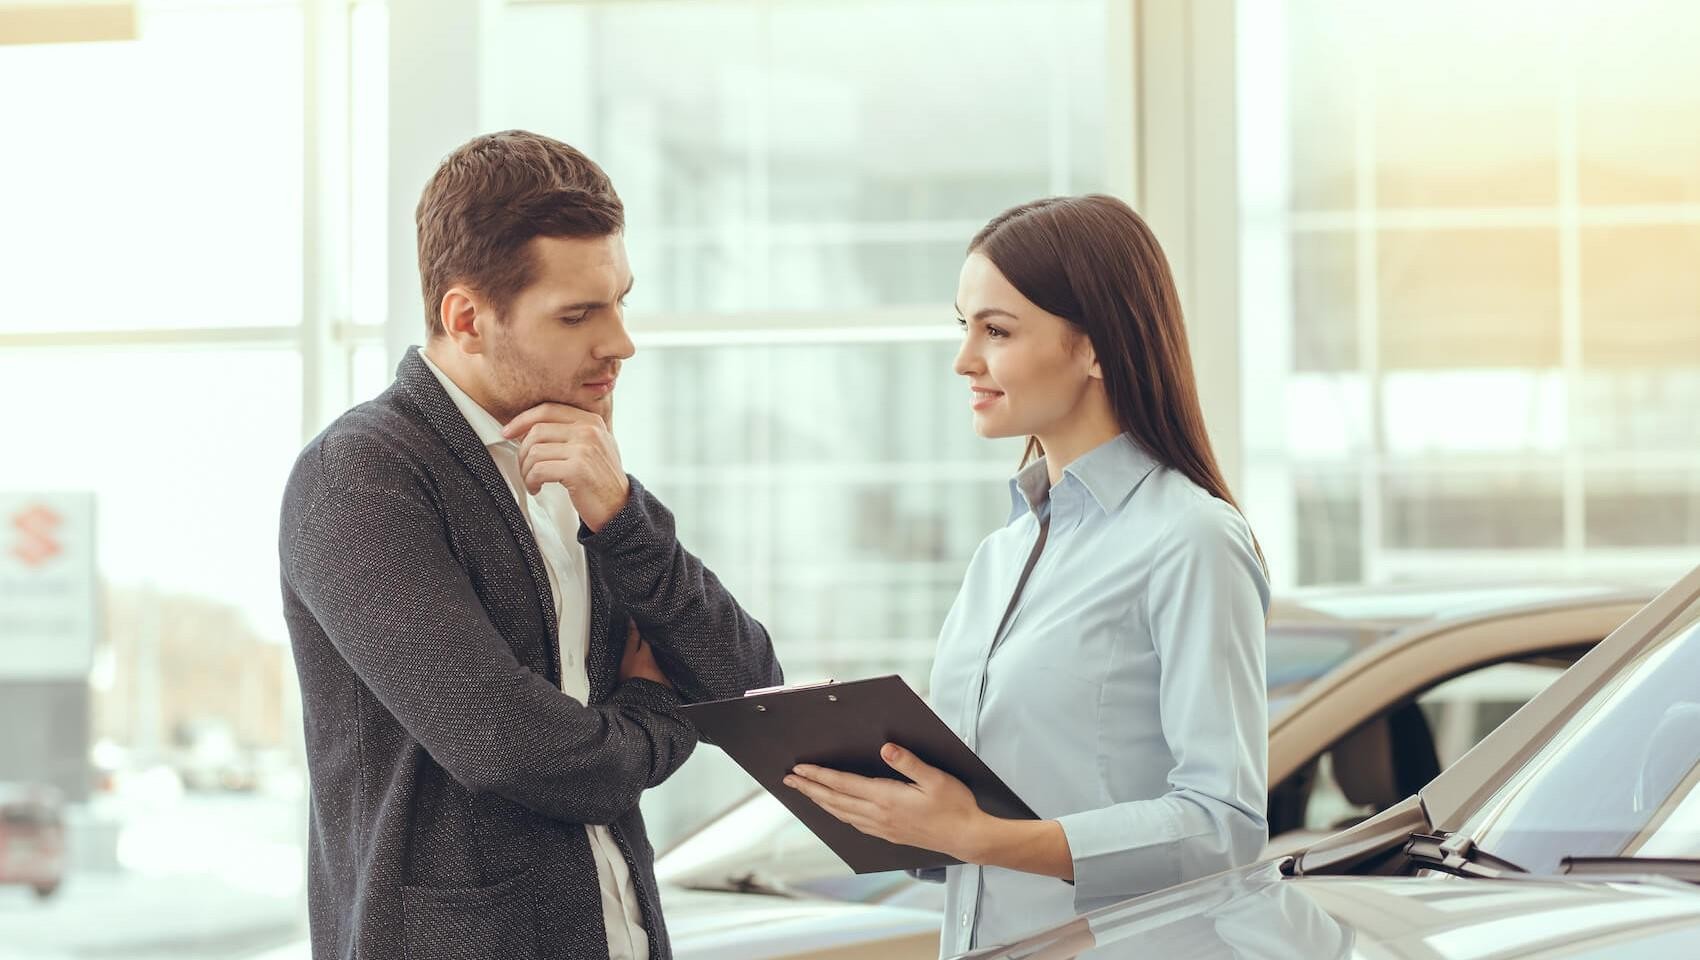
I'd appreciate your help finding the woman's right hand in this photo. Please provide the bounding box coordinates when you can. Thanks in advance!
[618,619,672,689]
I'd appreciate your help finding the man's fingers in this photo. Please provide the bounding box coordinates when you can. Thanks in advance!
[519,441,574,477]
[516,422,602,461]
[523,459,580,495]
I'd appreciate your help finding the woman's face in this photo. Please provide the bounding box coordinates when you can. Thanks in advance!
[953,251,1099,440]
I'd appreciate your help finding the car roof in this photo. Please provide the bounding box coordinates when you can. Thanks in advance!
[1273,580,1653,628]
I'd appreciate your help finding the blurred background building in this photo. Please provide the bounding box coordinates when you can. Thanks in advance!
[0,0,1695,955]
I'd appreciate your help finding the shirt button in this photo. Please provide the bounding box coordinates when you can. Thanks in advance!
[960,912,970,928]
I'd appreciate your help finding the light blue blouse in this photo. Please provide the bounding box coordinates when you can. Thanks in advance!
[928,433,1271,955]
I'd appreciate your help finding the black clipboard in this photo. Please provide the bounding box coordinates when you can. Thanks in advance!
[678,674,1038,873]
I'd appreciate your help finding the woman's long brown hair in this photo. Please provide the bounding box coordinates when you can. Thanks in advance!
[971,194,1266,572]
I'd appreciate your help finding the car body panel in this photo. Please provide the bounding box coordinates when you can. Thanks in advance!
[952,860,1700,959]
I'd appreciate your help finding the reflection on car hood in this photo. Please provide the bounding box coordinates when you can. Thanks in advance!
[955,861,1700,960]
[661,884,939,960]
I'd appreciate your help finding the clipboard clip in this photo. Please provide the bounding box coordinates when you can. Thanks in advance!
[743,678,837,697]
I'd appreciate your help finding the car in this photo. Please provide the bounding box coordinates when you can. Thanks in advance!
[0,782,67,900]
[950,561,1700,958]
[655,582,1653,957]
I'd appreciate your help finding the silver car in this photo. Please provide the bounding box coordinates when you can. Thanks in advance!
[954,563,1700,958]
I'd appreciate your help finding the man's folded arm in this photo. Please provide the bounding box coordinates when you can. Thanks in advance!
[282,475,696,825]
[579,476,783,702]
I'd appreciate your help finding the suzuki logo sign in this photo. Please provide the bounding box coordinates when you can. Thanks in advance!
[0,493,96,679]
[10,502,64,569]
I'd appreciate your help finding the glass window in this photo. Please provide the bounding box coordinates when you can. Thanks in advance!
[1240,0,1700,588]
[0,3,304,333]
[1574,1,1700,205]
[1375,230,1561,371]
[1383,470,1565,550]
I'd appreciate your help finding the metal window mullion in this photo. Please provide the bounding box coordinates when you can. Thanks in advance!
[1353,10,1384,584]
[1557,6,1587,570]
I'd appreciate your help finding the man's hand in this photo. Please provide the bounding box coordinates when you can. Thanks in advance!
[501,402,630,531]
[618,619,672,689]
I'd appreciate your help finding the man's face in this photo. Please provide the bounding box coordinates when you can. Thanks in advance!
[481,233,635,425]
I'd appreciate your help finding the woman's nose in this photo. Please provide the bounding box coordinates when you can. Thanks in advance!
[953,338,979,377]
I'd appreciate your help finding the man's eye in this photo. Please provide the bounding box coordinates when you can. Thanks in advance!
[562,314,588,325]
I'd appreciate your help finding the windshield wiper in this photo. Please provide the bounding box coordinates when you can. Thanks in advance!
[1404,833,1529,879]
[1561,857,1700,885]
[686,870,795,898]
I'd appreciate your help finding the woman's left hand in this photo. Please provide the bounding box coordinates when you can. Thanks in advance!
[783,743,991,860]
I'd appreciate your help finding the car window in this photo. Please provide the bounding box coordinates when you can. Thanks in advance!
[1463,600,1700,872]
[1286,656,1573,835]
[1417,661,1569,768]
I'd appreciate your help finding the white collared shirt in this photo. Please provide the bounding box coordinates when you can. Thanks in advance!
[420,348,649,960]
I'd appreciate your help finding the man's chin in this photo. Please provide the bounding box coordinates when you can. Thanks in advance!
[565,395,613,428]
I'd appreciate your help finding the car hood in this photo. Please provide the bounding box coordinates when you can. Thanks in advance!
[660,884,939,960]
[954,861,1700,960]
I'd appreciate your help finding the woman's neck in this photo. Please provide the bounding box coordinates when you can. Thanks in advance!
[1035,394,1122,486]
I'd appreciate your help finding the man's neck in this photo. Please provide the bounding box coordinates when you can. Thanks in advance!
[422,341,504,423]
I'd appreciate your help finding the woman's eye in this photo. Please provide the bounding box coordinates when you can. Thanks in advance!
[956,317,968,331]
[986,325,1009,339]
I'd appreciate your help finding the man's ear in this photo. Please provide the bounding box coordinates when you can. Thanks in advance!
[440,286,487,355]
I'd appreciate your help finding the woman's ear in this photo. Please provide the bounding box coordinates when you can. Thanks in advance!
[1071,330,1103,381]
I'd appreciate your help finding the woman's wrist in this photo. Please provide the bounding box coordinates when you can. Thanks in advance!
[957,815,1076,881]
[954,811,1005,864]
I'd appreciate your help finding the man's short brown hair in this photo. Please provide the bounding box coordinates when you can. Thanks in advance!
[416,130,625,336]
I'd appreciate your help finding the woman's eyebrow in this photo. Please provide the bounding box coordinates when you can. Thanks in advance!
[954,304,1020,321]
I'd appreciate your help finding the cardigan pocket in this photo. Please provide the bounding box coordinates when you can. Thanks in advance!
[400,863,542,960]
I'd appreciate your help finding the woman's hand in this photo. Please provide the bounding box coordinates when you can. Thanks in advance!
[783,743,993,861]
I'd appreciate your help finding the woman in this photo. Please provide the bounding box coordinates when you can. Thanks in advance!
[784,195,1271,955]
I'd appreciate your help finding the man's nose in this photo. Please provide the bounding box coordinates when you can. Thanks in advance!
[600,315,636,361]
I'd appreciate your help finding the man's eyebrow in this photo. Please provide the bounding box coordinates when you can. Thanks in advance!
[551,276,636,314]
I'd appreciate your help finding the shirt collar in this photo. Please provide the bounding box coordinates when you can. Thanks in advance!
[1007,433,1162,523]
[417,347,510,450]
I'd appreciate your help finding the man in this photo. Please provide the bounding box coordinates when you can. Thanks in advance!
[279,130,782,960]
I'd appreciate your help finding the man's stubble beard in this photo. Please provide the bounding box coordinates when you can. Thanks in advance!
[487,329,615,428]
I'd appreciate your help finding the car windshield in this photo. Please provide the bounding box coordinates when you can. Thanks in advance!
[1458,588,1700,874]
